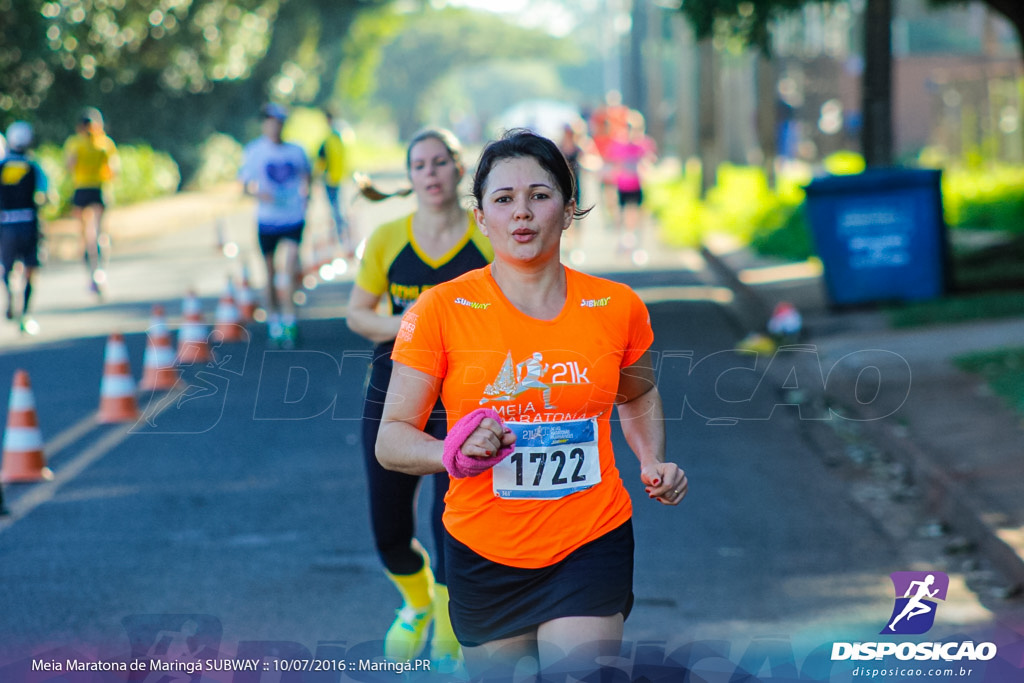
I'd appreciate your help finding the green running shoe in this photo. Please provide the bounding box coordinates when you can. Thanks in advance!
[384,604,432,663]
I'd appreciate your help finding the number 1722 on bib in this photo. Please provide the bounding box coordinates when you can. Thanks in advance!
[491,418,602,499]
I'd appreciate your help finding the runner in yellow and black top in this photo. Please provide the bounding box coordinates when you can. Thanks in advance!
[63,107,118,296]
[345,128,493,670]
[315,109,354,254]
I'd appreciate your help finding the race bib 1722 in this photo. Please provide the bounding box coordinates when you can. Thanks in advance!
[492,418,601,499]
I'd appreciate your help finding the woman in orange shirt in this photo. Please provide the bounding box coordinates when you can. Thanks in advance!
[376,129,687,678]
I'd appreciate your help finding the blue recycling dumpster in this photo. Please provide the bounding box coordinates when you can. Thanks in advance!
[804,169,950,306]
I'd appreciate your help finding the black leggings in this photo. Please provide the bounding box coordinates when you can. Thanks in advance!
[362,354,449,581]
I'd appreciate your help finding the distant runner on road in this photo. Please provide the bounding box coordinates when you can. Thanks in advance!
[238,102,311,349]
[64,107,118,297]
[316,108,354,256]
[1,121,49,334]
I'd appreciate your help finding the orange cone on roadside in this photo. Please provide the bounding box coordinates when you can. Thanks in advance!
[237,268,257,323]
[214,283,244,343]
[139,305,180,392]
[177,291,212,364]
[98,333,140,424]
[303,240,319,282]
[1,370,53,483]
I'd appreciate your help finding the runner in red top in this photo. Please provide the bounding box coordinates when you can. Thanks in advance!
[377,129,688,679]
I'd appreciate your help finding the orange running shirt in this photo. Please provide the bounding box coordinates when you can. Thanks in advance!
[391,265,654,568]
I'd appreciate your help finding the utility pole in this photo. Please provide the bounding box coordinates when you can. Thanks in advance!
[698,37,720,196]
[626,0,648,113]
[862,0,893,166]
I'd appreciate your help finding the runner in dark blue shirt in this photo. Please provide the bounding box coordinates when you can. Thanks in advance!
[0,122,49,333]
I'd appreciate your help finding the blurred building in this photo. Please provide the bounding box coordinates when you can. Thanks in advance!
[635,0,1022,167]
[772,0,1022,164]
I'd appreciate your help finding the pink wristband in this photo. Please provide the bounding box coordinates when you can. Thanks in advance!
[442,408,515,478]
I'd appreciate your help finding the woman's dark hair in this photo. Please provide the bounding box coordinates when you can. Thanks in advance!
[472,128,591,219]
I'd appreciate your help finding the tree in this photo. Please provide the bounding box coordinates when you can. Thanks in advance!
[1,0,388,182]
[368,7,579,139]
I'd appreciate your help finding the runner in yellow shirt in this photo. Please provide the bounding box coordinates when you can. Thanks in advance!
[315,109,354,255]
[64,107,118,296]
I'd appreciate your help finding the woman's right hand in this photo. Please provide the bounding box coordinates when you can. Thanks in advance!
[459,417,515,459]
[442,409,517,478]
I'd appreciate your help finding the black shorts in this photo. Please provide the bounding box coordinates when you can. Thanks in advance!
[72,188,104,208]
[1,227,41,271]
[257,223,304,256]
[617,188,643,207]
[445,519,634,647]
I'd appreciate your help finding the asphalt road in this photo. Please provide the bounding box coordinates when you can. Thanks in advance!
[0,192,1017,682]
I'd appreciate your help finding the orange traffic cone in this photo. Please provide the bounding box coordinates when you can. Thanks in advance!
[214,284,244,343]
[1,370,53,483]
[139,305,180,392]
[317,236,337,280]
[98,333,140,424]
[237,269,257,323]
[177,291,212,364]
[303,240,319,282]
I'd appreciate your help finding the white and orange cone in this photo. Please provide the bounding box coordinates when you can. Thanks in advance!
[177,291,212,364]
[1,370,53,483]
[302,239,320,284]
[98,333,140,424]
[139,305,180,392]
[237,268,257,323]
[317,236,339,281]
[214,283,244,343]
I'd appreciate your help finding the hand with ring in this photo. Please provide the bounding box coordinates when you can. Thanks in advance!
[640,462,688,506]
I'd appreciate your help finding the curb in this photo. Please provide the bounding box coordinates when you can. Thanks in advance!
[700,240,1024,592]
[699,244,772,333]
[853,409,1024,591]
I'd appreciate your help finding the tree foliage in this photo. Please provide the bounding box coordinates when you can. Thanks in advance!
[677,0,815,52]
[369,7,579,139]
[677,0,1023,56]
[0,0,387,182]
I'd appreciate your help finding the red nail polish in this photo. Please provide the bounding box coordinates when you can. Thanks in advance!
[485,450,493,456]
[652,479,660,486]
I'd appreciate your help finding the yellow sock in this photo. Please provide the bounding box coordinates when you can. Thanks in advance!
[386,559,434,610]
[430,584,461,659]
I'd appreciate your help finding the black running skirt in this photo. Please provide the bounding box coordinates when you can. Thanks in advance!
[444,519,634,647]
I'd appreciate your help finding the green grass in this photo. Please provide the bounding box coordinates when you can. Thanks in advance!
[954,347,1024,416]
[647,160,808,248]
[884,233,1024,328]
[652,155,1024,263]
[941,165,1024,234]
[886,291,1024,328]
[952,233,1024,291]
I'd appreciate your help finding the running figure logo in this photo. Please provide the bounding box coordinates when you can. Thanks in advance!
[480,351,590,409]
[881,571,949,635]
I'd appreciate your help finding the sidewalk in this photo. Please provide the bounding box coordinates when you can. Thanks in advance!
[703,236,1024,592]
[41,184,251,260]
